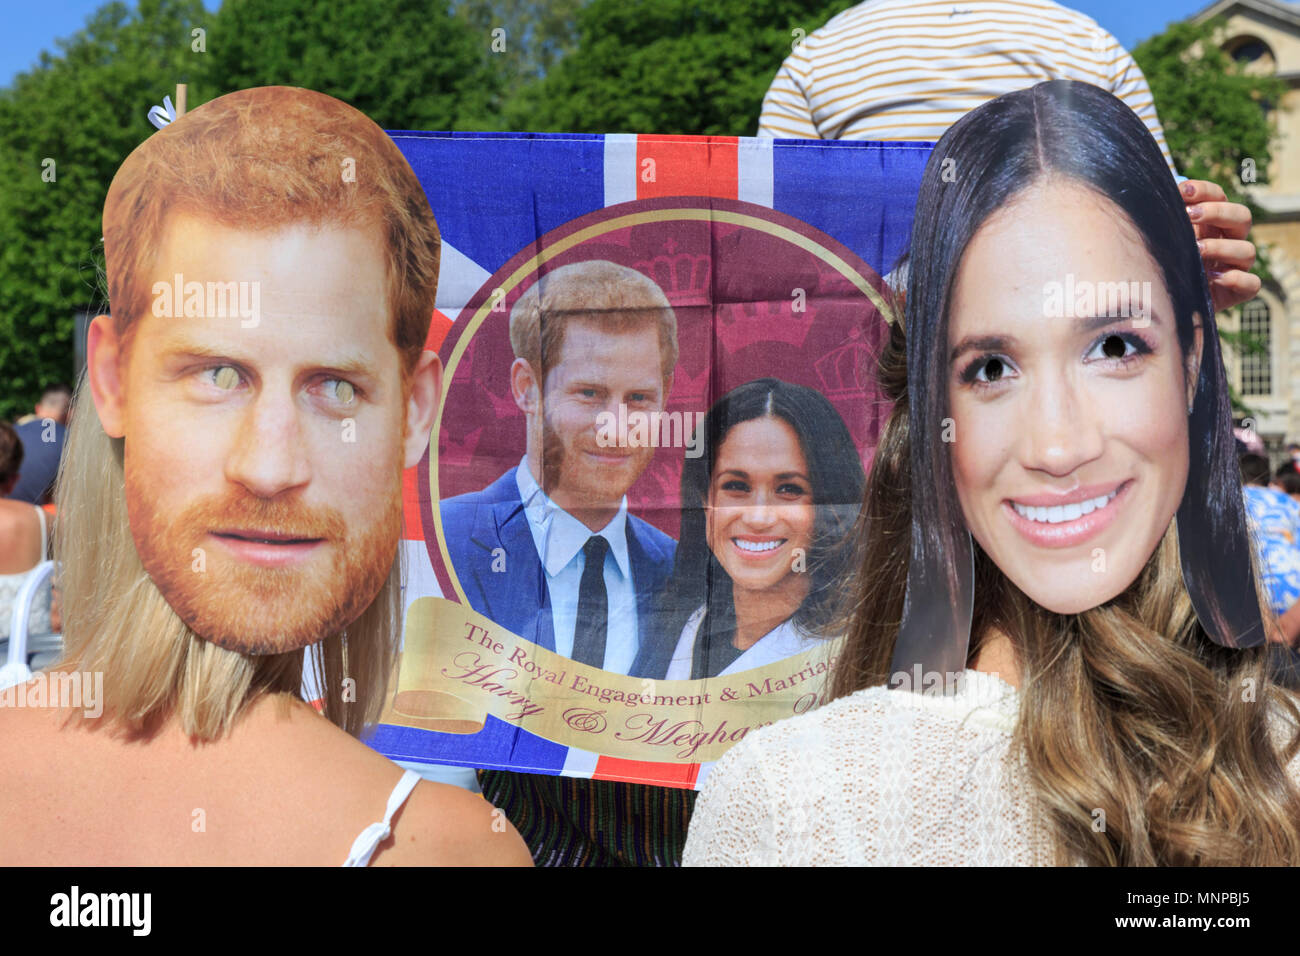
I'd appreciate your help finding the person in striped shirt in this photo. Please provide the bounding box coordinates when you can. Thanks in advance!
[759,0,1261,312]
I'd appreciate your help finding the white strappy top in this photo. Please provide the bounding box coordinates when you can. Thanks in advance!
[341,769,422,867]
[0,505,50,642]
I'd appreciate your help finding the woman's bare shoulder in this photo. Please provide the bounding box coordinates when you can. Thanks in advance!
[372,781,533,866]
[0,690,529,865]
[0,689,89,767]
[0,500,40,570]
[253,699,531,866]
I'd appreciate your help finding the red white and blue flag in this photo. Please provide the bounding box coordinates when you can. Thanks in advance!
[360,131,930,789]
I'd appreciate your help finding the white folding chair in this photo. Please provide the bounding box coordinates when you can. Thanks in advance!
[0,560,60,690]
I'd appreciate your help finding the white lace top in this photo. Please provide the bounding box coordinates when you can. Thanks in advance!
[683,668,1300,866]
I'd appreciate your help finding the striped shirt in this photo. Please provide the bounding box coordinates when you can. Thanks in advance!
[758,0,1176,173]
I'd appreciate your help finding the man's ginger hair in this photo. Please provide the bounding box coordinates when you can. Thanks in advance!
[104,85,440,386]
[508,260,678,386]
[53,87,439,740]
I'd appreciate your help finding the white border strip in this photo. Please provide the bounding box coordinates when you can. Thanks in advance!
[603,133,639,207]
[737,136,774,208]
[435,238,495,320]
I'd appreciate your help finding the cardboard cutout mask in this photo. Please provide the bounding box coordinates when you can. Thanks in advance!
[94,86,440,655]
[889,80,1267,688]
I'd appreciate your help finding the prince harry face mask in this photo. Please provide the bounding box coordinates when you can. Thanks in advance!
[91,87,442,655]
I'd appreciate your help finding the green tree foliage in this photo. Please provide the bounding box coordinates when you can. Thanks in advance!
[7,1,1283,422]
[457,0,587,90]
[508,0,846,135]
[206,0,505,130]
[1133,16,1285,415]
[0,0,507,420]
[1133,16,1283,202]
[0,0,207,422]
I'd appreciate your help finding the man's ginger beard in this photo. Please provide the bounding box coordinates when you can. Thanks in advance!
[539,407,650,508]
[124,452,403,656]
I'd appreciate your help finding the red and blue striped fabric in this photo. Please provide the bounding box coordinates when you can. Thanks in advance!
[363,131,932,788]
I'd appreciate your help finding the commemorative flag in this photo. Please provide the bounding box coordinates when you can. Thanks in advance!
[359,130,931,789]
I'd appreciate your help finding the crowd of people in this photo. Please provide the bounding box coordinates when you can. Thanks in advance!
[3,0,1300,869]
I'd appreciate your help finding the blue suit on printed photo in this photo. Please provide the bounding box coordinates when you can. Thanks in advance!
[438,466,676,680]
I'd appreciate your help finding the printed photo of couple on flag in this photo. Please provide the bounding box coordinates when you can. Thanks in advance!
[368,150,914,787]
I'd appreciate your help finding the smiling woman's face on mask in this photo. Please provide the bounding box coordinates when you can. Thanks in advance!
[945,179,1202,615]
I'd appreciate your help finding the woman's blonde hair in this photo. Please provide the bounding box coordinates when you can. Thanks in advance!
[832,81,1300,865]
[49,85,439,740]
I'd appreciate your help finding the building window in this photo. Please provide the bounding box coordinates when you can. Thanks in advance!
[1230,39,1269,64]
[1240,298,1272,396]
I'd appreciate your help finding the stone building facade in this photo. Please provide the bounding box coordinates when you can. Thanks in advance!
[1193,0,1300,460]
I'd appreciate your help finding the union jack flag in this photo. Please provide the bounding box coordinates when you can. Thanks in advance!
[360,130,931,789]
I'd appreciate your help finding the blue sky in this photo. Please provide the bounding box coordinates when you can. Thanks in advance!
[0,0,1223,88]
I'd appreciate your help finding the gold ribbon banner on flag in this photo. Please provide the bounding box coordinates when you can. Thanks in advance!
[378,597,842,763]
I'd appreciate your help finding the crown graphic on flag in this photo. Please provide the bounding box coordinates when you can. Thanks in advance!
[635,244,712,308]
[815,325,883,401]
